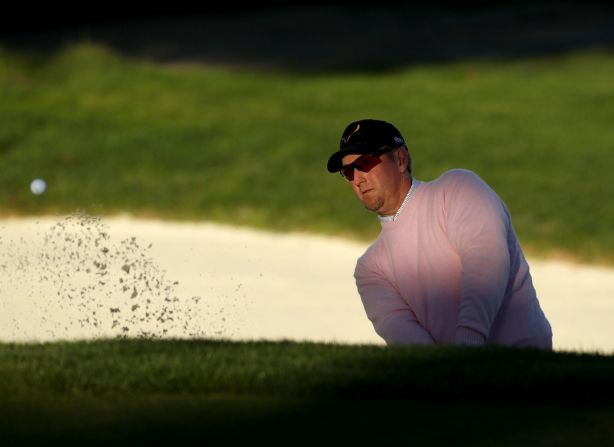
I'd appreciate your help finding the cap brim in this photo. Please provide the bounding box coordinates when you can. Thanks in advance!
[327,147,372,173]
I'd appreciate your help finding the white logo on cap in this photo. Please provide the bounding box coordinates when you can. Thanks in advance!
[342,124,361,144]
[394,136,404,144]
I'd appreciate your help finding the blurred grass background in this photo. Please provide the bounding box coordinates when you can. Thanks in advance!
[1,4,613,265]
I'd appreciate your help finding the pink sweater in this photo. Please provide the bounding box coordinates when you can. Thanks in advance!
[355,169,552,348]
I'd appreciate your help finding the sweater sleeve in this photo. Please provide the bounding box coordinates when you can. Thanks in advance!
[443,170,511,345]
[355,255,435,345]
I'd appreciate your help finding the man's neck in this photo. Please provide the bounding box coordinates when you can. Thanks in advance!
[378,176,412,218]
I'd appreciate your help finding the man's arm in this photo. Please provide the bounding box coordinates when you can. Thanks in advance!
[355,256,435,345]
[443,170,512,346]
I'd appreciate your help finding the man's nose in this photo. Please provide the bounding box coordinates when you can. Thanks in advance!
[352,168,366,185]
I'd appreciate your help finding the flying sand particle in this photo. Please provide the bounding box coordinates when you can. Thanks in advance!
[1,210,229,340]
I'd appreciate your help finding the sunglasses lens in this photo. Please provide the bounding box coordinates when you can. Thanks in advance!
[340,165,354,181]
[355,155,381,172]
[340,154,383,181]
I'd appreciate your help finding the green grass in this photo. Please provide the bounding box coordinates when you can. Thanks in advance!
[1,44,614,263]
[1,339,613,446]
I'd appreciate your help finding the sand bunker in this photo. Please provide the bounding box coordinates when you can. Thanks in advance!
[1,212,612,354]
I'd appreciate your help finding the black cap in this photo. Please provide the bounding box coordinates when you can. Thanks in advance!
[327,119,406,173]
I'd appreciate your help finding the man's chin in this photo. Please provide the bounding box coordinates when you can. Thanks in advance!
[362,198,384,213]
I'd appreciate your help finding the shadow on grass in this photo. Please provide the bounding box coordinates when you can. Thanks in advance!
[2,2,614,72]
[2,394,613,446]
[1,338,614,445]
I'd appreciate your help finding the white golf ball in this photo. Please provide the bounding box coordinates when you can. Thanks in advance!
[30,178,47,195]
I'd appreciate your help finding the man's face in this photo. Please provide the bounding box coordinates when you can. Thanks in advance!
[341,149,406,216]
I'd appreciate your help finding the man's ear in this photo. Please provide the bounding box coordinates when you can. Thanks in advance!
[396,148,409,173]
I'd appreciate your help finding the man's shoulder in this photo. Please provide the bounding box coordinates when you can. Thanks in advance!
[355,234,386,274]
[357,236,383,263]
[435,168,483,185]
[429,169,492,195]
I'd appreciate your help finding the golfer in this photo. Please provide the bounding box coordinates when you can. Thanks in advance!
[327,119,552,348]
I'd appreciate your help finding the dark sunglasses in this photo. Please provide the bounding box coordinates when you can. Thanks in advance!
[340,146,395,181]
